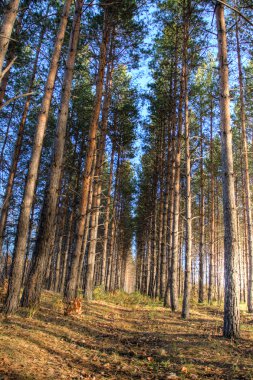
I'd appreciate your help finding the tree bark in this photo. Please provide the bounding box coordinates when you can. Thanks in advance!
[0,0,20,81]
[216,1,240,338]
[235,17,253,313]
[198,112,205,303]
[4,0,72,315]
[208,98,215,304]
[0,23,45,259]
[182,73,191,319]
[84,40,114,299]
[170,30,187,312]
[65,8,111,301]
[101,146,114,286]
[21,0,83,308]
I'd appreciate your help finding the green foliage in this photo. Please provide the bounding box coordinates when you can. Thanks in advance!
[93,287,162,307]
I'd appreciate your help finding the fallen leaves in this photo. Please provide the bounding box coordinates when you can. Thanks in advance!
[166,373,179,380]
[0,291,252,380]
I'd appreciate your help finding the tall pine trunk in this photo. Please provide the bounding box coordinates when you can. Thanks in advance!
[84,41,114,299]
[4,0,72,315]
[170,19,188,312]
[21,0,83,308]
[198,113,205,303]
[65,9,111,301]
[101,146,114,286]
[0,0,20,81]
[0,23,46,259]
[182,71,191,319]
[216,1,240,338]
[235,17,253,313]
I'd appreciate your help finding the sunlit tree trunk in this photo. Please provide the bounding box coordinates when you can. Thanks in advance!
[4,0,72,315]
[235,17,253,313]
[21,0,83,308]
[182,71,191,319]
[208,98,215,304]
[65,9,111,301]
[170,17,188,312]
[0,23,46,260]
[216,1,240,338]
[0,0,20,81]
[101,147,114,286]
[84,41,114,299]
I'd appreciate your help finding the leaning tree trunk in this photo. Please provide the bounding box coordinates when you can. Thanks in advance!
[216,1,240,339]
[0,0,33,105]
[21,0,83,309]
[65,8,111,302]
[0,0,20,82]
[0,22,46,260]
[4,0,72,315]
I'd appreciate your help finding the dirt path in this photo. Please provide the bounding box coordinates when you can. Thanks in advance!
[0,291,252,379]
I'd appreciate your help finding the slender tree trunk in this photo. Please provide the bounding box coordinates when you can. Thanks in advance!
[0,0,20,81]
[164,51,178,308]
[78,151,97,293]
[0,100,16,169]
[65,9,111,301]
[216,1,240,338]
[4,0,72,315]
[0,23,45,259]
[208,98,215,304]
[21,0,83,308]
[182,73,191,319]
[101,147,114,286]
[60,209,73,294]
[84,42,114,299]
[198,113,205,303]
[0,0,33,105]
[235,18,253,313]
[170,21,188,311]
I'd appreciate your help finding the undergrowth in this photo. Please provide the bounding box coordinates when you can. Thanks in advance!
[93,287,162,307]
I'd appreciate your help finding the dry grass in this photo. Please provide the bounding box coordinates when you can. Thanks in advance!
[0,290,252,379]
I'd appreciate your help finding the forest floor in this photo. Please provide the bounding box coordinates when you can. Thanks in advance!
[0,290,253,380]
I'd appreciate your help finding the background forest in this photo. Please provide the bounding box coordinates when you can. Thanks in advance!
[0,0,253,378]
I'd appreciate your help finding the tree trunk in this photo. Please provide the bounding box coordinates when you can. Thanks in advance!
[0,23,45,259]
[208,98,215,304]
[84,41,114,299]
[21,0,83,308]
[0,0,20,81]
[101,147,114,286]
[4,0,72,315]
[235,17,253,313]
[170,37,187,312]
[216,1,240,339]
[182,73,191,319]
[65,9,111,301]
[198,112,205,303]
